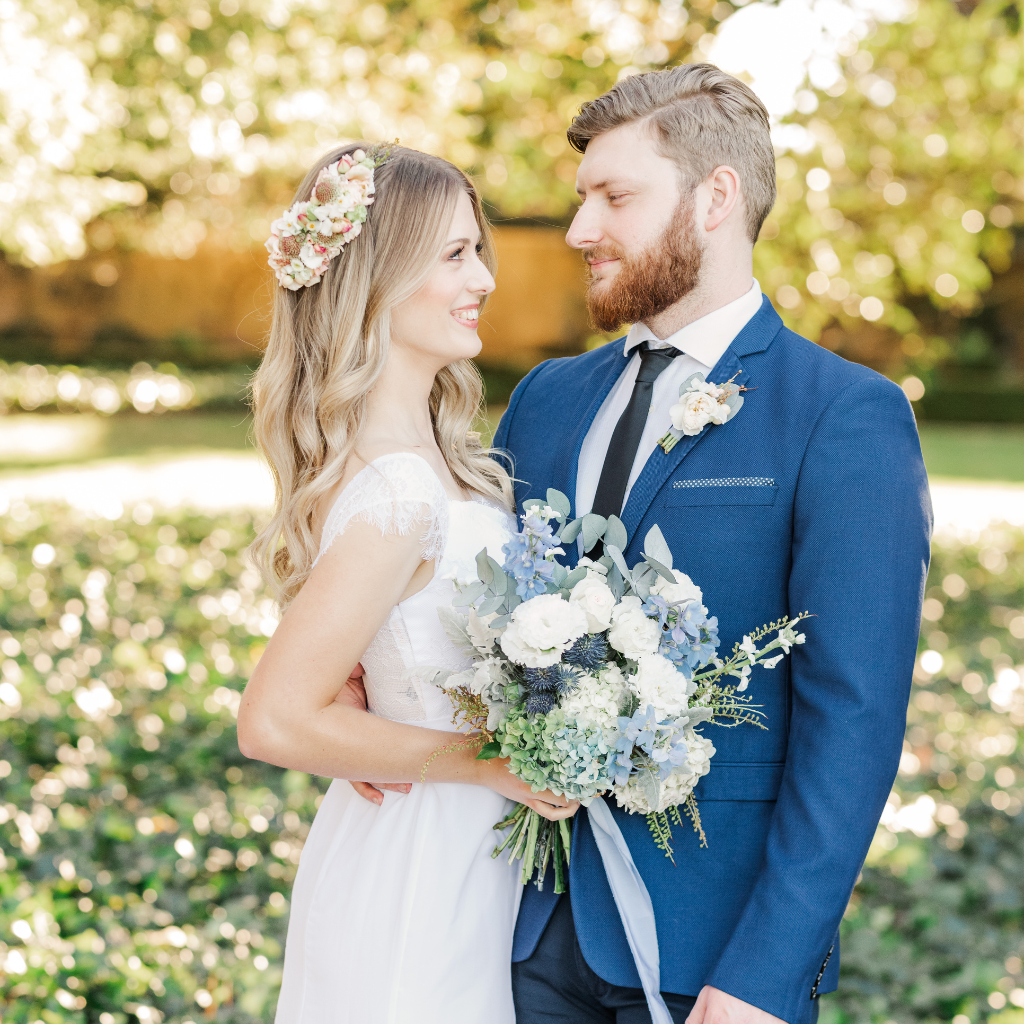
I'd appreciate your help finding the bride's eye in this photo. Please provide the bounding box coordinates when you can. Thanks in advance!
[448,246,465,261]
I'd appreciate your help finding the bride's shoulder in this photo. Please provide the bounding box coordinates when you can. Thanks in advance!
[315,451,450,566]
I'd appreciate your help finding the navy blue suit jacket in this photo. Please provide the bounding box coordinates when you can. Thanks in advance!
[492,296,932,1024]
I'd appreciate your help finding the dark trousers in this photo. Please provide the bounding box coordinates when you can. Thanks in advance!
[512,893,697,1023]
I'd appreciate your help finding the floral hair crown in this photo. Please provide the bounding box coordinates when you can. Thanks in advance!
[266,143,394,291]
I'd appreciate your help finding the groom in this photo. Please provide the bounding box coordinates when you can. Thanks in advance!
[493,64,932,1023]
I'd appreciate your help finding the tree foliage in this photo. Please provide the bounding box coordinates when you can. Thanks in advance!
[0,0,718,265]
[3,0,1024,371]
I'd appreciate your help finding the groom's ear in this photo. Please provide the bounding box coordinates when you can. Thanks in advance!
[702,166,744,234]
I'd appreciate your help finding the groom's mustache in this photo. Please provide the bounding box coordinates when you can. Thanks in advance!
[582,247,625,270]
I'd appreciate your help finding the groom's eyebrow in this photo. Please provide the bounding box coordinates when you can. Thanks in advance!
[576,179,633,196]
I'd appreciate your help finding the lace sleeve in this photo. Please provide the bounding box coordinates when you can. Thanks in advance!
[313,453,450,567]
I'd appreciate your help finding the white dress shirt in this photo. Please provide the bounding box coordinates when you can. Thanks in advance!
[575,279,763,517]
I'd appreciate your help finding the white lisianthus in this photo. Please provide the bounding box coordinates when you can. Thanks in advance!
[608,596,662,660]
[569,576,616,633]
[561,665,626,732]
[670,391,731,436]
[613,729,716,814]
[499,594,588,667]
[630,653,694,718]
[651,569,703,608]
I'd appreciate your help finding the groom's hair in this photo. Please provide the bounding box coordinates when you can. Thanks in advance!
[566,63,776,244]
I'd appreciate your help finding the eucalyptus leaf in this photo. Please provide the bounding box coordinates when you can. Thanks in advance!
[506,591,522,613]
[476,594,505,615]
[604,515,628,552]
[633,577,650,601]
[559,518,583,543]
[643,525,673,570]
[606,545,632,584]
[679,371,705,394]
[489,614,510,629]
[551,563,568,585]
[546,488,572,519]
[561,566,588,591]
[581,513,608,553]
[453,580,486,607]
[645,554,676,584]
[523,498,545,515]
[607,563,625,600]
[475,549,493,585]
[489,566,509,595]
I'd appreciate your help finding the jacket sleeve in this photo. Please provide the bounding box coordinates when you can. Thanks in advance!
[706,375,932,1022]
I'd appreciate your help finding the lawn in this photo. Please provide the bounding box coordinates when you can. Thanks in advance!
[2,414,1023,485]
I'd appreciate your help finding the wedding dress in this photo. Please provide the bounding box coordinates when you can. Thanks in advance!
[275,452,521,1024]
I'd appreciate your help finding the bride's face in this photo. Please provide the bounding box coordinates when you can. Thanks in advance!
[390,190,495,367]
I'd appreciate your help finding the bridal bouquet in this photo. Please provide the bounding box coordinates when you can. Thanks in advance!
[425,489,808,892]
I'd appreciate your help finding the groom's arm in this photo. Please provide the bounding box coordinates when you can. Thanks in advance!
[704,375,932,1023]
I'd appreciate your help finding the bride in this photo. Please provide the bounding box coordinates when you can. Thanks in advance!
[237,143,578,1023]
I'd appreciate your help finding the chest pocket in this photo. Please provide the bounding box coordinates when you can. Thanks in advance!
[665,477,778,507]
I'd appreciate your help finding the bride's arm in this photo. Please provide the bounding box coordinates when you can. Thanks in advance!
[237,520,576,819]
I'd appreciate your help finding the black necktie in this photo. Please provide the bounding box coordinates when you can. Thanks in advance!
[591,343,677,520]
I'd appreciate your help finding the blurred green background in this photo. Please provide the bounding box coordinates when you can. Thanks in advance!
[2,0,1024,1022]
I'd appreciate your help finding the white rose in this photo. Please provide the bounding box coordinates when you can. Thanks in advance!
[608,596,662,660]
[499,594,588,667]
[630,652,694,718]
[670,392,717,436]
[651,569,703,608]
[569,576,616,633]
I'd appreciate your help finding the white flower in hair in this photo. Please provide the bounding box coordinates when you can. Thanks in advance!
[265,146,390,291]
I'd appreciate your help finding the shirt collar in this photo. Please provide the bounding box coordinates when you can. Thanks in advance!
[623,279,763,367]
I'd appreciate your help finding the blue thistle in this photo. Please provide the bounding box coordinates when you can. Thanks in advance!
[564,632,609,671]
[550,663,582,695]
[526,691,557,715]
[523,666,559,692]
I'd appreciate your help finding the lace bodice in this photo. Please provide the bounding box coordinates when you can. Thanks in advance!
[316,452,514,726]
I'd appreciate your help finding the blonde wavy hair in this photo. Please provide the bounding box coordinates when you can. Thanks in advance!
[250,143,514,608]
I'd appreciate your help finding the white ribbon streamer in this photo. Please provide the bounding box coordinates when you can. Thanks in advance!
[587,799,674,1024]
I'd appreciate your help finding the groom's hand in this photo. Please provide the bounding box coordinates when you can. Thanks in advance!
[337,663,413,806]
[686,986,788,1024]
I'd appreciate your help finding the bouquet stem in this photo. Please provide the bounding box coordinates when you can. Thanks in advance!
[493,804,571,892]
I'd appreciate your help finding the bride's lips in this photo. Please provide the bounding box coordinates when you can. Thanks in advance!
[450,304,480,327]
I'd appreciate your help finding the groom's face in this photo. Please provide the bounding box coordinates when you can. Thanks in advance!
[567,121,705,333]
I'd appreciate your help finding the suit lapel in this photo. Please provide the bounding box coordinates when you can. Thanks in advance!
[618,297,785,545]
[553,342,631,518]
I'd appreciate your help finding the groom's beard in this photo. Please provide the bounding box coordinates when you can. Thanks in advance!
[584,195,705,334]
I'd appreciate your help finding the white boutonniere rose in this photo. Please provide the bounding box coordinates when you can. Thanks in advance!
[658,372,746,453]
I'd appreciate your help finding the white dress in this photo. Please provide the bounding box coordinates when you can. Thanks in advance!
[275,452,521,1024]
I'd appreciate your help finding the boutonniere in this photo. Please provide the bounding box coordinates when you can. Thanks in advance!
[657,372,746,453]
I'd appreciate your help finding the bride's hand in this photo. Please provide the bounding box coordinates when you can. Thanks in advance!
[475,755,579,822]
